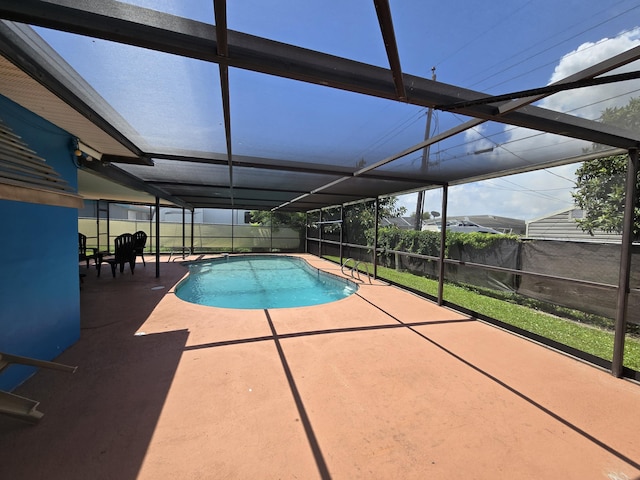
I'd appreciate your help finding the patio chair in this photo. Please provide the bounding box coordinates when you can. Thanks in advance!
[133,231,148,266]
[100,233,136,278]
[78,232,90,268]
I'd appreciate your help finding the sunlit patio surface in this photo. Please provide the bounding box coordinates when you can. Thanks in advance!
[1,254,639,479]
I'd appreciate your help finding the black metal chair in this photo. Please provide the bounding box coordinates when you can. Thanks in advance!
[133,231,148,266]
[100,233,136,278]
[78,232,90,268]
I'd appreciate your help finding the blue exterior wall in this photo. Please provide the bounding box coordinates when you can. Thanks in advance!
[0,95,80,390]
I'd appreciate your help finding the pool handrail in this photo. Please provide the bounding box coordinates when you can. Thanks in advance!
[341,258,372,284]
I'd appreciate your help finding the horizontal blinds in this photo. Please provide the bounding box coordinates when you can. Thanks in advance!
[0,117,82,208]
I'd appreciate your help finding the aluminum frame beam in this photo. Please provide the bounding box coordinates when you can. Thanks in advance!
[612,149,639,377]
[1,0,639,150]
[213,0,235,206]
[373,0,406,100]
[80,160,192,210]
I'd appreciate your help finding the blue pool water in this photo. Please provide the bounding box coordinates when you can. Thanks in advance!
[175,255,358,309]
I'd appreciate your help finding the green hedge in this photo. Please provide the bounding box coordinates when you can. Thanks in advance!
[376,227,519,256]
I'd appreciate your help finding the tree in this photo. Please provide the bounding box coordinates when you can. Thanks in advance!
[344,196,406,245]
[572,97,640,238]
[408,210,432,225]
[251,197,406,246]
[248,210,306,228]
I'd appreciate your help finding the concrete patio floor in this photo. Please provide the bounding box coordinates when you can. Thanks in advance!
[1,253,639,479]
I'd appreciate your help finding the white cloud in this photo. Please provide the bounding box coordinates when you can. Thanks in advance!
[495,30,640,167]
[399,163,577,220]
[463,124,493,154]
[411,29,640,221]
[543,27,640,120]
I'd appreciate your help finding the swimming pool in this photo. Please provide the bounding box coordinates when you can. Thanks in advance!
[176,255,358,309]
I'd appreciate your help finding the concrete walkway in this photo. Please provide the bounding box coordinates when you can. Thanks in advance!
[1,254,639,479]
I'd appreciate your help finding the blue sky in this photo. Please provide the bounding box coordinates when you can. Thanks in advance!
[34,0,640,220]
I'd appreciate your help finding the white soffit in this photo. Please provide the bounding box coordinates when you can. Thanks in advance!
[78,169,172,205]
[0,54,132,158]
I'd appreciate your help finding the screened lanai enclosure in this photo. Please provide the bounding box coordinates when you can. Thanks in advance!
[1,1,640,380]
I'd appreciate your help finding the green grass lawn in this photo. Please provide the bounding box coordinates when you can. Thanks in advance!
[325,256,640,371]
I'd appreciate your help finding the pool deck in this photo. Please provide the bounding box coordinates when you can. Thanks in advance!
[1,253,639,479]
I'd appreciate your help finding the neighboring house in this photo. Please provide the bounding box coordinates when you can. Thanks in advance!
[422,215,526,235]
[525,208,622,242]
[380,216,415,230]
